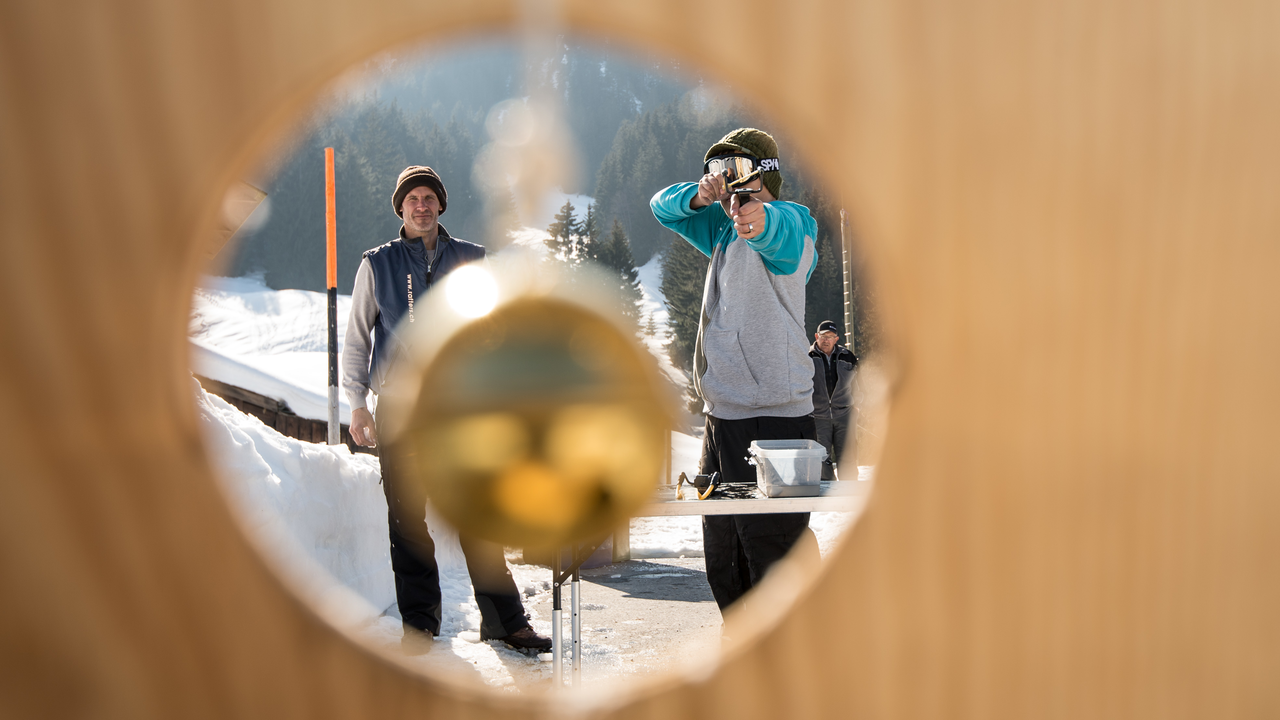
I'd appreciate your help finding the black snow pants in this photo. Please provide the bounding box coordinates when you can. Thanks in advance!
[377,434,529,639]
[699,414,820,611]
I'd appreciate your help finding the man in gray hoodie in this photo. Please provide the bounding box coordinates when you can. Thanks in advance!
[650,128,821,611]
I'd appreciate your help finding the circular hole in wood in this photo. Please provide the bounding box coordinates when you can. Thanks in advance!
[190,32,890,699]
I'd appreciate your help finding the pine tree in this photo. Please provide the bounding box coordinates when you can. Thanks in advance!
[644,313,659,337]
[596,220,634,275]
[545,200,579,260]
[597,220,644,326]
[579,203,600,262]
[660,233,710,370]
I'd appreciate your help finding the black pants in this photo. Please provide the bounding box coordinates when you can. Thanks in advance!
[378,439,528,639]
[814,412,852,481]
[699,414,820,611]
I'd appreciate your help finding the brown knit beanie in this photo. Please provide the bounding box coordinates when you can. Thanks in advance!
[704,128,783,200]
[391,165,448,218]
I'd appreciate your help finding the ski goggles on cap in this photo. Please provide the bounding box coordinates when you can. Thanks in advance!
[704,153,781,189]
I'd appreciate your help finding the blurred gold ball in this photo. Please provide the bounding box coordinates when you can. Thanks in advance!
[391,297,670,550]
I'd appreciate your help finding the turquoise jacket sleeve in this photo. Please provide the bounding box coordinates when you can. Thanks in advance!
[747,200,819,279]
[649,182,727,259]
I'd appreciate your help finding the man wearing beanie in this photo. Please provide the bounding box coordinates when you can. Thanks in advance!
[343,165,552,654]
[809,320,859,481]
[650,128,821,612]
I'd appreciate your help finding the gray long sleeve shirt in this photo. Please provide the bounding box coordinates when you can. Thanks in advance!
[342,257,379,412]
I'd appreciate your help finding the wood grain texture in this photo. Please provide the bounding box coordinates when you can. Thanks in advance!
[1,0,1277,717]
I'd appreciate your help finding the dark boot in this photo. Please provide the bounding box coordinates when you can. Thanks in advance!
[491,626,552,651]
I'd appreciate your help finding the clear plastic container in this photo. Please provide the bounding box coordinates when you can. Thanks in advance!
[748,440,828,497]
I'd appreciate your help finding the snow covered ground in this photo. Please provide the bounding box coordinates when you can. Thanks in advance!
[192,227,870,691]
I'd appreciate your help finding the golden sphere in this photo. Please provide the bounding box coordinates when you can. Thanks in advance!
[381,256,672,551]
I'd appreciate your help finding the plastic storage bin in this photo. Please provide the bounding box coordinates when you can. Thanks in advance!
[748,440,827,497]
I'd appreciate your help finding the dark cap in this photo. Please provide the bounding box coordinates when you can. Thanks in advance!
[392,165,448,218]
[816,320,840,335]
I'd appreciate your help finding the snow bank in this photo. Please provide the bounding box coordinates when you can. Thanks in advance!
[193,376,545,655]
[191,276,354,423]
[195,376,565,686]
[194,376,393,613]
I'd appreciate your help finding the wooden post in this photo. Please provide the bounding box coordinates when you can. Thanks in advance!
[612,522,631,564]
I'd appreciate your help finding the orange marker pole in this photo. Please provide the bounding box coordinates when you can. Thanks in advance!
[325,148,340,445]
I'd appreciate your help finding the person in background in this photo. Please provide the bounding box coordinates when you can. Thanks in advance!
[343,165,551,655]
[650,128,821,612]
[809,320,858,481]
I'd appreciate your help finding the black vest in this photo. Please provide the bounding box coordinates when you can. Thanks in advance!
[365,226,486,384]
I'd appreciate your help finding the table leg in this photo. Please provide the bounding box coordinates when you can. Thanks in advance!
[612,522,631,563]
[572,567,581,685]
[549,538,607,688]
[552,549,562,686]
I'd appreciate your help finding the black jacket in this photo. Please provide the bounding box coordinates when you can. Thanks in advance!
[809,343,857,418]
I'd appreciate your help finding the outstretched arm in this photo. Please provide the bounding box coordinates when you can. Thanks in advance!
[650,182,730,258]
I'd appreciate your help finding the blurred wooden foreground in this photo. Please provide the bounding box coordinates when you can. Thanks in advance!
[0,0,1277,718]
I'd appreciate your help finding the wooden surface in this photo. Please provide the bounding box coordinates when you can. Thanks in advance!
[1,0,1278,718]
